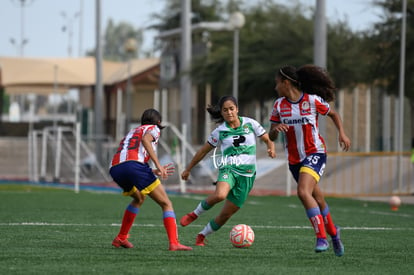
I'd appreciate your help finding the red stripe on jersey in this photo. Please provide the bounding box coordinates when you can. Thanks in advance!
[286,128,299,164]
[302,123,317,155]
[111,125,159,167]
[269,100,282,123]
[314,96,330,115]
[269,93,329,164]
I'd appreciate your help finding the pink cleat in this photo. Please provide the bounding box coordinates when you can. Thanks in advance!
[112,236,134,248]
[195,234,206,246]
[169,243,193,251]
[180,212,198,227]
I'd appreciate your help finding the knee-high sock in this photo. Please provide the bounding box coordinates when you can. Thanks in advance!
[321,205,337,237]
[200,219,221,236]
[306,207,326,239]
[163,211,179,245]
[118,204,139,239]
[193,200,212,216]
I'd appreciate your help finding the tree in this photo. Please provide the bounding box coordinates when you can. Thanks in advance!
[148,0,227,48]
[327,21,370,88]
[367,0,414,148]
[150,0,373,123]
[192,2,315,110]
[191,1,368,120]
[87,19,143,61]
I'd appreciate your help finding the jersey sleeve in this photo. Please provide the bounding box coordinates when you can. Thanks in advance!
[269,99,281,123]
[250,118,266,137]
[147,125,160,142]
[314,95,330,116]
[207,127,219,147]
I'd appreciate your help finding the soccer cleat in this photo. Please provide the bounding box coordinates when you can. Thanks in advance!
[331,226,344,257]
[315,238,329,253]
[195,234,206,246]
[112,236,134,248]
[169,243,193,251]
[180,212,198,227]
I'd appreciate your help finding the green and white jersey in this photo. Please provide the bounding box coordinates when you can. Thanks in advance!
[207,116,266,177]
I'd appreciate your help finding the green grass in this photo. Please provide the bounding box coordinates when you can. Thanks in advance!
[0,184,413,274]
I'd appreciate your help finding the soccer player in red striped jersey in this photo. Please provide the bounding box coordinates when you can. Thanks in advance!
[109,108,192,251]
[269,65,351,256]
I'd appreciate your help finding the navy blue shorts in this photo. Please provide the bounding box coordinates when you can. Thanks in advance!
[289,153,326,183]
[109,161,160,196]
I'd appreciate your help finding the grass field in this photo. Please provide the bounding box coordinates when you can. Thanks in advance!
[0,183,413,275]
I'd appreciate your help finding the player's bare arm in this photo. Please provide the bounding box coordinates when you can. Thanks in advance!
[142,132,167,179]
[327,108,351,151]
[260,133,276,158]
[181,142,214,180]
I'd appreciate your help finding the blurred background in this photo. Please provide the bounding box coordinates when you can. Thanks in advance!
[0,0,412,197]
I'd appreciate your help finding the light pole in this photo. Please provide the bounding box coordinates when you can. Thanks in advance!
[124,38,137,132]
[9,38,27,56]
[180,0,192,142]
[156,11,245,142]
[94,0,104,164]
[229,12,245,100]
[397,0,407,192]
[10,0,33,56]
[61,11,80,57]
[313,0,327,137]
[157,14,245,100]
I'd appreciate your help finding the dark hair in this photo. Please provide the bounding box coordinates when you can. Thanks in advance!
[141,108,165,129]
[206,95,238,123]
[277,64,336,102]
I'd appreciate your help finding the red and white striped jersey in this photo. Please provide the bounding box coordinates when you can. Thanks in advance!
[269,93,330,164]
[110,124,160,167]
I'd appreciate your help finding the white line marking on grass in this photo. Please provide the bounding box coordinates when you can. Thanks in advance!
[368,210,413,218]
[339,208,413,219]
[1,222,413,231]
[180,195,206,201]
[248,225,414,231]
[341,226,414,231]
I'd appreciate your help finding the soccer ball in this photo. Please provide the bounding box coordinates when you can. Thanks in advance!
[229,224,255,248]
[389,196,401,211]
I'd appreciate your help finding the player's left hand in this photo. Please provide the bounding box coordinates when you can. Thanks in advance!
[267,149,276,158]
[339,134,351,151]
[274,123,289,133]
[163,162,175,176]
[154,163,175,178]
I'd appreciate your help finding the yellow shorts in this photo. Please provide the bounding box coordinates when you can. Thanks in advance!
[122,178,161,196]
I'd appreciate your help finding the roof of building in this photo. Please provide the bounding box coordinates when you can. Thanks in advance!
[0,56,159,94]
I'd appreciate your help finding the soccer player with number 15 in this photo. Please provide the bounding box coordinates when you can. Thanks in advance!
[269,65,351,256]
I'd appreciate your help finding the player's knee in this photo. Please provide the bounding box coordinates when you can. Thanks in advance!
[213,192,227,202]
[131,198,144,207]
[131,193,145,207]
[297,187,309,201]
[158,199,173,210]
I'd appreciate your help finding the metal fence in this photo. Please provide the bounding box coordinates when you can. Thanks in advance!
[322,152,413,196]
[0,134,413,197]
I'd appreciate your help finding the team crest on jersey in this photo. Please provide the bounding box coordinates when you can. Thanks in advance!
[243,125,250,134]
[301,100,311,115]
[210,134,218,143]
[222,173,229,179]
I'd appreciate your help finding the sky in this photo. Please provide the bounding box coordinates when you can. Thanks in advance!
[0,0,383,58]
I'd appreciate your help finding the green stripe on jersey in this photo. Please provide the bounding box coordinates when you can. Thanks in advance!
[211,117,264,177]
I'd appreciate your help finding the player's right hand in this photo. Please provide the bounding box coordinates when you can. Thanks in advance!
[181,170,190,180]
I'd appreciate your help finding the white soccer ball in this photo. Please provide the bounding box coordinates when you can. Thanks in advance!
[389,196,401,210]
[230,224,255,248]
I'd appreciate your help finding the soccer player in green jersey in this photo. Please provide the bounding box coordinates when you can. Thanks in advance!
[180,95,276,246]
